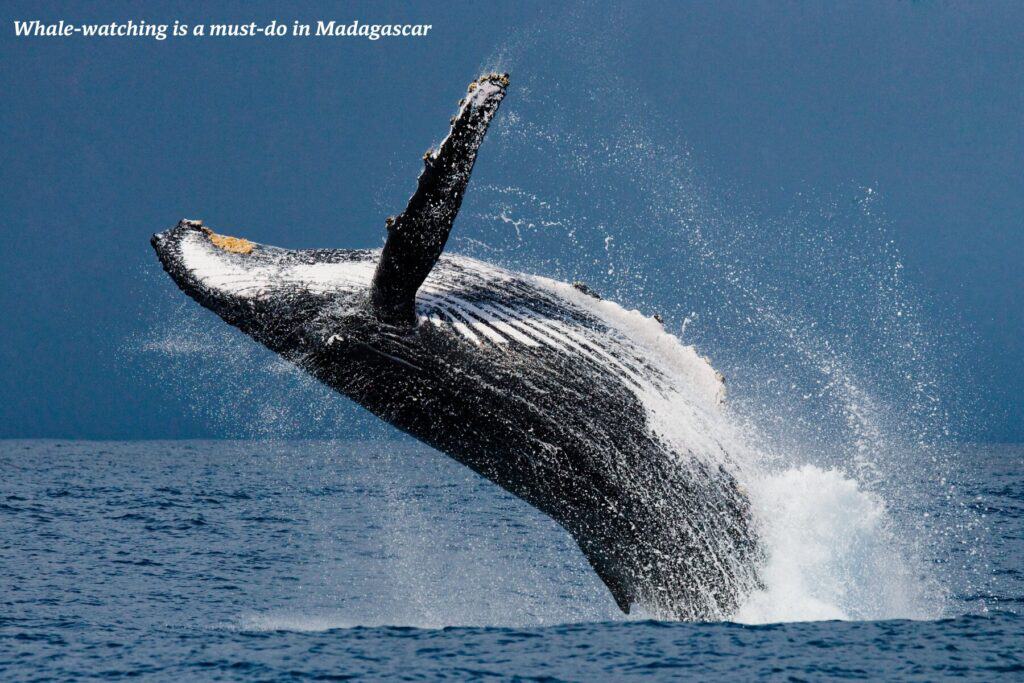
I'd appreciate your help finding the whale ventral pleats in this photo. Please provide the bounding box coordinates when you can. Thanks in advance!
[368,73,510,327]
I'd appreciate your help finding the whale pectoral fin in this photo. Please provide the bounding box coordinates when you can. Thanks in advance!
[599,567,633,615]
[577,538,633,614]
[368,73,509,326]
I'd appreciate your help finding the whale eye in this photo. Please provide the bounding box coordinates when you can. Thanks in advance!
[202,227,254,254]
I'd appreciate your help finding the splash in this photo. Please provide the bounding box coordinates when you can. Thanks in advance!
[738,466,942,623]
[462,10,972,622]
[136,12,980,624]
[549,281,946,622]
[132,301,382,440]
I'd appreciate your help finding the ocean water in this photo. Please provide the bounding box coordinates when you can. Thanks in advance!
[1,439,1020,680]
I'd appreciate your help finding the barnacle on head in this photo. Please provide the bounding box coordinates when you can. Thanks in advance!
[201,227,254,254]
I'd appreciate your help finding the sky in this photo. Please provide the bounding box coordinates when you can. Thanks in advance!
[1,1,1021,442]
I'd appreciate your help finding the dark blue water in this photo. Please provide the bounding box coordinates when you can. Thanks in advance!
[2,440,1021,680]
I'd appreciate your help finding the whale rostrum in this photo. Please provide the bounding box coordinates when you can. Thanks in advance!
[151,73,762,620]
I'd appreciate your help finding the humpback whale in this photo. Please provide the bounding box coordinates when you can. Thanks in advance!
[151,74,761,620]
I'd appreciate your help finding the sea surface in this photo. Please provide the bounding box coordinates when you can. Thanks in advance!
[1,440,1021,681]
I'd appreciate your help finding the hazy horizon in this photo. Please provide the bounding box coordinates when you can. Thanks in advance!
[2,0,1021,442]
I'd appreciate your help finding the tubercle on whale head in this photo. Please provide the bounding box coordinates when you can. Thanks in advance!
[151,219,254,254]
[150,220,285,333]
[151,220,254,287]
[150,219,256,330]
[202,227,254,254]
[150,219,210,280]
[151,218,250,255]
[151,218,376,355]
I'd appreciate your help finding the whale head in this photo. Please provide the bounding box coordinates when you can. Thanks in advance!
[151,219,376,351]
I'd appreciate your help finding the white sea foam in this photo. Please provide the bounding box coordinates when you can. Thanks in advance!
[471,28,961,623]
[236,612,417,632]
[536,281,944,623]
[142,282,947,626]
[151,246,947,624]
[737,465,941,623]
[150,32,960,623]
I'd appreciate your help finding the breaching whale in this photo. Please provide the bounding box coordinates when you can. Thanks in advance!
[151,74,761,620]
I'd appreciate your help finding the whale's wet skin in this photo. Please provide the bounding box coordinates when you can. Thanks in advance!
[152,74,761,620]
